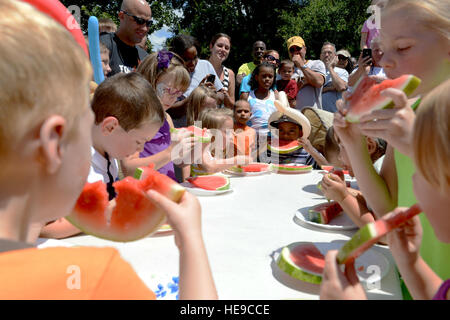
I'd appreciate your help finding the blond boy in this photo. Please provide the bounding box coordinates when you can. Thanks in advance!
[0,0,216,299]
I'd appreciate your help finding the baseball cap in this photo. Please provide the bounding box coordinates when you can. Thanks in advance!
[287,36,306,50]
[336,49,351,58]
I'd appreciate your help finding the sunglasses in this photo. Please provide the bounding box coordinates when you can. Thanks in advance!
[264,55,280,65]
[338,55,348,61]
[122,11,153,27]
[289,46,302,53]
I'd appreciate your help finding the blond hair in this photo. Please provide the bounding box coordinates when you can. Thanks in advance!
[0,0,92,161]
[383,0,450,40]
[186,85,219,126]
[198,108,233,130]
[98,18,117,34]
[137,51,190,91]
[413,79,450,194]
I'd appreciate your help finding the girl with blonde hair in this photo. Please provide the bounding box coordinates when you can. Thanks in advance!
[330,0,450,298]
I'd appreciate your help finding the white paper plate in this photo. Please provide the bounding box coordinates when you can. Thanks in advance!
[277,241,390,284]
[181,182,233,196]
[315,241,390,283]
[295,206,359,231]
[36,238,74,248]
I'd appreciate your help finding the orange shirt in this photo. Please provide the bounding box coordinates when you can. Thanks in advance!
[233,125,256,156]
[0,246,156,300]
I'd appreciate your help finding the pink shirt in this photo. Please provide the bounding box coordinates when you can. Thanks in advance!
[361,19,380,49]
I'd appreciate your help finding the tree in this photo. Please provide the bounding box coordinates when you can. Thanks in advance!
[277,0,371,59]
[60,0,177,36]
[165,0,304,72]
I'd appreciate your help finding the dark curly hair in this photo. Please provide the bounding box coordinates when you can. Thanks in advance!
[249,62,276,91]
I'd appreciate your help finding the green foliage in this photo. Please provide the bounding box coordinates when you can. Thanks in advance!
[277,0,372,59]
[60,0,177,35]
[59,0,373,69]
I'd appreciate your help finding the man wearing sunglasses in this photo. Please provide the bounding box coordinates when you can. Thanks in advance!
[287,36,326,110]
[320,42,349,113]
[100,0,152,76]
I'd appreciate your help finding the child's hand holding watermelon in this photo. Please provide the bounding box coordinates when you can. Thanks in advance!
[321,173,350,203]
[385,208,423,267]
[146,189,218,300]
[320,250,367,300]
[358,88,416,158]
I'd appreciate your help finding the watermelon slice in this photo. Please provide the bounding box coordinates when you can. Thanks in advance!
[229,163,271,173]
[187,175,230,191]
[268,139,301,154]
[170,125,212,143]
[345,75,421,123]
[337,204,422,264]
[277,242,325,284]
[67,165,185,242]
[271,164,312,174]
[321,166,349,176]
[309,202,343,224]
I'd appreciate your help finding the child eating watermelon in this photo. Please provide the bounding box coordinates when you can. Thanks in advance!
[320,132,386,228]
[321,79,450,300]
[0,0,217,300]
[40,73,166,239]
[264,109,328,167]
[190,108,253,176]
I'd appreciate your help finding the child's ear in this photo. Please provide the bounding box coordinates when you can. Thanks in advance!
[366,137,377,155]
[39,115,66,174]
[101,116,120,136]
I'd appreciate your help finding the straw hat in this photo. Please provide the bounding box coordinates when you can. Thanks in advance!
[270,91,311,139]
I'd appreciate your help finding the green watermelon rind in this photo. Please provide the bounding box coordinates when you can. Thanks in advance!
[272,164,313,172]
[336,223,377,264]
[133,167,145,180]
[346,75,421,123]
[215,176,231,191]
[170,127,212,143]
[267,143,302,155]
[308,210,324,224]
[277,246,323,284]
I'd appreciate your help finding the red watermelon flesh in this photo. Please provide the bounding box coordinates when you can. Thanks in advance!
[290,243,325,275]
[70,181,109,232]
[330,168,345,181]
[187,175,230,191]
[240,163,270,172]
[171,126,212,142]
[68,166,186,242]
[337,204,422,264]
[268,139,301,154]
[321,166,349,176]
[309,202,343,224]
[345,75,421,123]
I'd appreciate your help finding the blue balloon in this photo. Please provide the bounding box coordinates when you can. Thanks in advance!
[88,16,105,84]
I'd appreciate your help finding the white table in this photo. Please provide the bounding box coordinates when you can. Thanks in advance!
[38,170,402,300]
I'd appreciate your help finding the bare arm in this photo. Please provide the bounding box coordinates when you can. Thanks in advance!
[40,219,82,239]
[334,121,398,217]
[301,67,325,88]
[360,32,368,50]
[145,190,218,300]
[327,67,347,92]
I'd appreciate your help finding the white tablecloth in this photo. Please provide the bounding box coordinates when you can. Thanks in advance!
[38,170,402,300]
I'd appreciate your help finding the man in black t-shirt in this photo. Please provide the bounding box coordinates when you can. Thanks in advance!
[100,0,151,75]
